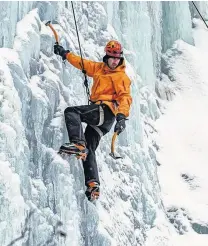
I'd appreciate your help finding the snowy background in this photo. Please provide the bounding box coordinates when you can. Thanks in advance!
[0,1,208,246]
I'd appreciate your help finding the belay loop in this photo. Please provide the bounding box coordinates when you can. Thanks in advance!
[71,1,91,104]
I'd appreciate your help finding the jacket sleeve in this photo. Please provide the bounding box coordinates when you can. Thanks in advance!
[66,52,99,77]
[113,74,132,117]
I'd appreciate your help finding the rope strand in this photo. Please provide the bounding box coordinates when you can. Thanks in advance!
[71,1,90,104]
[192,1,208,29]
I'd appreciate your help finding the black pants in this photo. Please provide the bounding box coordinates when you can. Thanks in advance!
[64,104,115,185]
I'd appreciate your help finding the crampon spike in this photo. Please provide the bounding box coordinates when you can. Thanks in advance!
[58,150,87,161]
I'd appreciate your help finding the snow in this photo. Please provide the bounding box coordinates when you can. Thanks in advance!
[155,19,208,245]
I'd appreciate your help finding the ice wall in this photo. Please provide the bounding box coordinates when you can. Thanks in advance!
[162,1,193,53]
[0,2,33,48]
[0,1,202,246]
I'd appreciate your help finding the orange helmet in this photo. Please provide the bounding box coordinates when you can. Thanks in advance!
[104,40,123,58]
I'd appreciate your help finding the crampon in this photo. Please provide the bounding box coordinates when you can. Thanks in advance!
[58,143,88,161]
[85,182,100,202]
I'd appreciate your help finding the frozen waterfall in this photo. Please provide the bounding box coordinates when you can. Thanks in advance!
[0,1,208,246]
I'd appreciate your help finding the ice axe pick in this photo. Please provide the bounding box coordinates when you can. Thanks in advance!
[45,20,59,44]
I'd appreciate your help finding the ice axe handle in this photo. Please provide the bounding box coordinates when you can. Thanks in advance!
[109,132,122,160]
[45,21,59,44]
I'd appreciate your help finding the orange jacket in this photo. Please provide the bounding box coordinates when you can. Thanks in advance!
[66,52,132,117]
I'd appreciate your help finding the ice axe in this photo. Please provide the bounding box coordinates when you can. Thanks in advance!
[45,20,59,44]
[109,132,122,160]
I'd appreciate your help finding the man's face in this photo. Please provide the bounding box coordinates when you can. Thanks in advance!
[107,57,121,69]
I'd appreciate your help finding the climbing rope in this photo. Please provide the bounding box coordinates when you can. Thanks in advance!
[71,1,91,104]
[192,1,208,29]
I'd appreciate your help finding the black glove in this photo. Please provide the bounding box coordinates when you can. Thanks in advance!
[54,44,69,60]
[114,113,126,135]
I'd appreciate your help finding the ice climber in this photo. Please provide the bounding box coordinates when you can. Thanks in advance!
[54,40,132,201]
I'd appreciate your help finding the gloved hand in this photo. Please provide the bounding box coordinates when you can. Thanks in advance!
[54,44,70,60]
[114,113,126,135]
